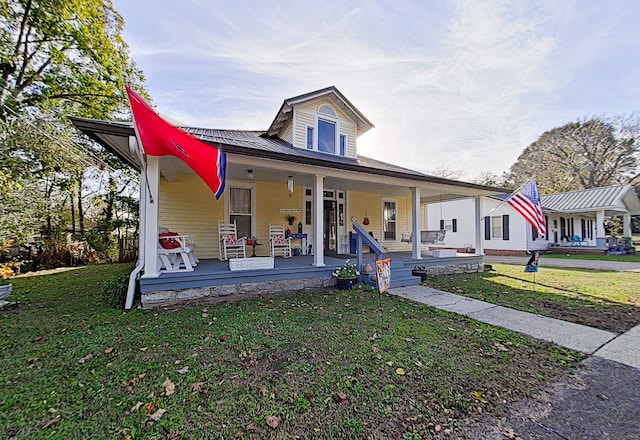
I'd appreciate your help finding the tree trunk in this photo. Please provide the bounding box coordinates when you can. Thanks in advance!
[77,182,85,235]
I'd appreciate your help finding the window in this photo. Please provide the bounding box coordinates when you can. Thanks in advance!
[318,119,336,153]
[306,127,313,150]
[440,219,457,232]
[339,134,346,156]
[382,199,397,240]
[484,215,509,240]
[229,186,253,238]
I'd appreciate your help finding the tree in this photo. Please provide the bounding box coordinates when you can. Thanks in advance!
[0,0,144,260]
[504,115,640,193]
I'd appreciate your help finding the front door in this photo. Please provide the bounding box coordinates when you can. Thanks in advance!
[323,200,337,251]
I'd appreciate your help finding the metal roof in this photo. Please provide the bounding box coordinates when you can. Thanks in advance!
[541,186,631,212]
[71,116,507,195]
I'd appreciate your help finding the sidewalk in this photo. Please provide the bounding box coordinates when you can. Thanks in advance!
[484,254,640,272]
[388,285,640,439]
[388,285,640,369]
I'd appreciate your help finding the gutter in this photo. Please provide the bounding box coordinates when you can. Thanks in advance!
[125,139,147,309]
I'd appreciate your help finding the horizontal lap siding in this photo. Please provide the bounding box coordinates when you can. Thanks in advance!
[281,121,293,144]
[294,110,314,148]
[348,191,413,253]
[340,123,357,158]
[159,175,223,259]
[254,182,304,257]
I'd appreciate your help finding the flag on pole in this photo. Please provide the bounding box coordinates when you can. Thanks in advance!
[507,178,546,236]
[125,86,226,199]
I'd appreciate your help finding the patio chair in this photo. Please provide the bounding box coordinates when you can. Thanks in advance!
[218,221,247,260]
[569,235,587,246]
[158,228,198,272]
[269,224,292,258]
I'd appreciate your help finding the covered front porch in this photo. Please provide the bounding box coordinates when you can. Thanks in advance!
[139,252,484,309]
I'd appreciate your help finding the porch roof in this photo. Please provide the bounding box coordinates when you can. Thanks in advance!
[71,117,507,199]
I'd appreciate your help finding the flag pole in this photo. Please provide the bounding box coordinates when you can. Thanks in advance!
[481,177,535,220]
[125,83,155,204]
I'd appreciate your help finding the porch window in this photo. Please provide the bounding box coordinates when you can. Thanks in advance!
[229,187,253,239]
[318,119,336,153]
[382,198,397,240]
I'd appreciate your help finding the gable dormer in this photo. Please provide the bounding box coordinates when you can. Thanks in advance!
[266,86,374,159]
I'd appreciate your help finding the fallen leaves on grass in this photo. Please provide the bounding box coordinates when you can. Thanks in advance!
[27,357,39,367]
[32,336,47,344]
[177,366,189,374]
[472,391,488,403]
[104,347,114,354]
[127,401,144,414]
[190,382,206,392]
[333,392,348,403]
[149,408,166,422]
[266,415,281,429]
[395,368,406,376]
[501,427,521,439]
[124,373,146,393]
[219,334,230,342]
[78,353,94,364]
[494,342,509,352]
[163,379,175,396]
[41,417,60,429]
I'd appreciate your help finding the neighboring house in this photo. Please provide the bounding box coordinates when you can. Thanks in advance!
[426,185,640,254]
[73,86,503,308]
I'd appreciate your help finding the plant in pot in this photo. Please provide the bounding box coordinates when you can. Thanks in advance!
[332,259,359,290]
[0,266,13,300]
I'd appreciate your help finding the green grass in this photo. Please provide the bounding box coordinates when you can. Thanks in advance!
[545,253,640,263]
[1,264,584,439]
[425,264,640,333]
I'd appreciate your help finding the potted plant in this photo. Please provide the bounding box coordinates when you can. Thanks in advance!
[0,267,13,300]
[332,259,359,290]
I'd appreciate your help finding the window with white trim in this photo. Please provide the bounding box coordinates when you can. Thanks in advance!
[382,198,397,240]
[318,119,336,153]
[484,215,509,240]
[228,186,254,239]
[306,127,313,150]
[339,134,346,156]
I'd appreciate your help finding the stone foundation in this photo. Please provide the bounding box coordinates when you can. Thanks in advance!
[141,275,334,309]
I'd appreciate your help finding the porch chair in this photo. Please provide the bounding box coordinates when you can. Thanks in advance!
[569,235,587,246]
[269,224,292,258]
[158,228,198,272]
[218,221,247,260]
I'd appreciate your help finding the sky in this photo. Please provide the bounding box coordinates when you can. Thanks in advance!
[112,0,640,180]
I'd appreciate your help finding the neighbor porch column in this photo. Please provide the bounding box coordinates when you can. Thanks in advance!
[623,212,632,237]
[474,196,484,255]
[141,155,160,278]
[596,210,606,238]
[411,187,421,259]
[313,173,325,267]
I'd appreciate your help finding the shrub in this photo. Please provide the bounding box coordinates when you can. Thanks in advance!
[100,273,130,309]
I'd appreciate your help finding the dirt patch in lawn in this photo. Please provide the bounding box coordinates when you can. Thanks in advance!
[529,300,637,334]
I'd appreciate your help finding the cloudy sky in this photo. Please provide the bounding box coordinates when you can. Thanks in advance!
[113,0,640,180]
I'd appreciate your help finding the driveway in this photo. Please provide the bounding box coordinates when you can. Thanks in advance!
[483,255,640,272]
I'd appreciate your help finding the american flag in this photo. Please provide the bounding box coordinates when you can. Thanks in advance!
[507,178,546,236]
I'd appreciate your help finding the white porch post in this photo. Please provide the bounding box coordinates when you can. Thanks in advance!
[596,210,606,238]
[141,156,160,278]
[623,212,632,237]
[411,187,421,259]
[474,196,484,255]
[313,174,325,267]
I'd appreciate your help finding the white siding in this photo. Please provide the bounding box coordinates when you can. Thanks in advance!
[281,121,293,144]
[339,122,357,158]
[294,109,314,148]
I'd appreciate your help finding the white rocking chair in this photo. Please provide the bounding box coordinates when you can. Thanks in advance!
[269,224,292,258]
[218,221,247,260]
[158,229,198,272]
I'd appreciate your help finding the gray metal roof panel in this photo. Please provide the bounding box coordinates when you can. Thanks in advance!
[540,186,627,211]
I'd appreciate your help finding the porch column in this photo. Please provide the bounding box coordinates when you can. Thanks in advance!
[623,212,632,237]
[141,155,160,278]
[411,187,421,259]
[596,210,606,238]
[313,173,325,267]
[474,196,484,255]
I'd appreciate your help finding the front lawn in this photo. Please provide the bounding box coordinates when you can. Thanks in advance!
[425,264,640,333]
[1,264,582,439]
[545,253,640,263]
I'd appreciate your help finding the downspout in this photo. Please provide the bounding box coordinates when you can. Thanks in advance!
[125,169,146,309]
[125,137,146,310]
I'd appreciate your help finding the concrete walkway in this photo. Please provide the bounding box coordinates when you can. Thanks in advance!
[484,254,640,272]
[389,285,640,370]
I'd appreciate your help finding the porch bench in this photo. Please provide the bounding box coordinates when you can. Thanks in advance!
[229,257,274,271]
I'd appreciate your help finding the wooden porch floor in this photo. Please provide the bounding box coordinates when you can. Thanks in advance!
[139,252,483,293]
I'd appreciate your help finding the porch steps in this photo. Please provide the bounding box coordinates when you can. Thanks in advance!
[389,259,422,289]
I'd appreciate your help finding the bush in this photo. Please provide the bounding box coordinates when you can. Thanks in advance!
[100,273,130,309]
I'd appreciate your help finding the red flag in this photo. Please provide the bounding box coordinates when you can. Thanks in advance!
[507,178,546,236]
[126,86,226,199]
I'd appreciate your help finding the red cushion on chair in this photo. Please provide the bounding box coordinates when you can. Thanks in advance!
[273,234,287,245]
[159,232,181,249]
[222,234,237,245]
